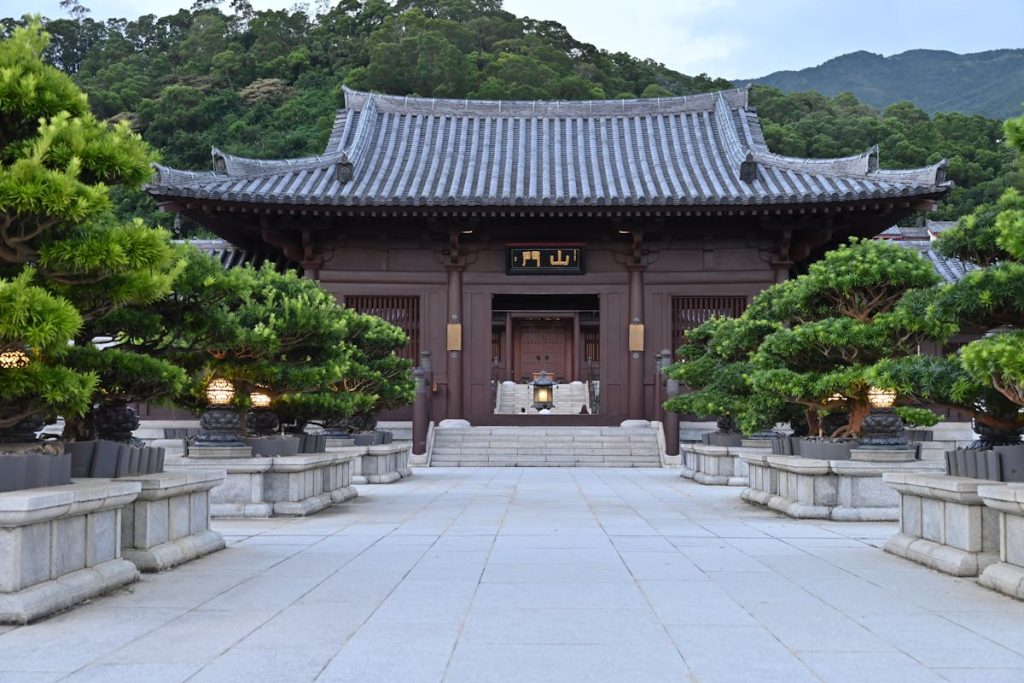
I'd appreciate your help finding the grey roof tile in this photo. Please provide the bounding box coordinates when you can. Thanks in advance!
[149,87,953,209]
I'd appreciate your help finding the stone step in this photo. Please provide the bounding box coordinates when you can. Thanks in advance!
[429,425,661,468]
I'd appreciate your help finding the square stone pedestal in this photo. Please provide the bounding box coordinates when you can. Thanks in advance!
[353,444,413,484]
[739,450,778,506]
[0,480,142,624]
[119,470,227,572]
[977,484,1024,600]
[167,448,362,518]
[742,455,944,521]
[680,445,760,486]
[883,473,1000,576]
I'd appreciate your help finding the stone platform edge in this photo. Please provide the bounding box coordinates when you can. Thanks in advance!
[0,479,143,624]
[118,470,227,572]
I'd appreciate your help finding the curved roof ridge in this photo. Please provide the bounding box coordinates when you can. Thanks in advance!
[151,164,219,186]
[339,93,378,181]
[873,160,949,186]
[340,85,750,118]
[753,145,880,176]
[713,93,750,168]
[210,147,346,177]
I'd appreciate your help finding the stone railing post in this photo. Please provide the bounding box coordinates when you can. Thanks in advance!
[664,378,680,457]
[412,366,428,456]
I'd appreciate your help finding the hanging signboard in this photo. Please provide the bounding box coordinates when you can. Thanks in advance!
[507,244,584,274]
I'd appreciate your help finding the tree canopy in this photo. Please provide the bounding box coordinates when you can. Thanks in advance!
[0,21,184,437]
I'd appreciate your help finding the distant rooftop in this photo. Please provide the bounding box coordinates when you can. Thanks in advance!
[149,87,952,211]
[878,219,976,283]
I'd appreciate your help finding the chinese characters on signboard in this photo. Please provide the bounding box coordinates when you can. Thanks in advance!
[508,246,583,274]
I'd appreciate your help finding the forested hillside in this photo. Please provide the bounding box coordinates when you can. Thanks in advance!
[5,0,1021,228]
[749,49,1024,120]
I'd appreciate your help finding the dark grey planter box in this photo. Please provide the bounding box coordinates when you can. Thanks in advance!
[798,438,857,460]
[997,445,1024,482]
[353,432,385,446]
[906,429,934,442]
[92,440,121,478]
[770,436,803,455]
[0,452,70,492]
[66,441,96,477]
[945,447,1024,482]
[49,453,71,486]
[245,436,300,457]
[295,433,327,453]
[701,432,743,447]
[0,454,27,493]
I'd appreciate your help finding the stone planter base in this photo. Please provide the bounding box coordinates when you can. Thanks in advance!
[353,444,412,484]
[167,449,362,518]
[977,484,1024,600]
[680,445,763,486]
[0,480,142,624]
[741,455,944,521]
[738,450,777,505]
[119,470,227,572]
[882,473,999,577]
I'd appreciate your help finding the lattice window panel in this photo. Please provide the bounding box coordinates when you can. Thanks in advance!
[344,295,420,362]
[671,296,747,354]
[582,328,600,363]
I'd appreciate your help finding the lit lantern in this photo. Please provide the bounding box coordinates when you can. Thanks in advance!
[205,378,236,406]
[0,349,30,369]
[250,391,273,409]
[867,387,897,409]
[532,371,554,412]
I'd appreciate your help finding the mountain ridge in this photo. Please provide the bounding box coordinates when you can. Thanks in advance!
[745,48,1024,119]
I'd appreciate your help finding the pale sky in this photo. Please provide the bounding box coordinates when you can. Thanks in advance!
[19,0,1024,79]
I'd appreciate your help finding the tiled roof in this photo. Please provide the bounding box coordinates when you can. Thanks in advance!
[888,239,977,283]
[180,239,295,270]
[148,87,952,209]
[878,225,930,240]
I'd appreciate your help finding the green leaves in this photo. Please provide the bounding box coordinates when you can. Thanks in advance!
[740,240,952,436]
[0,269,81,356]
[961,331,1024,407]
[0,23,194,437]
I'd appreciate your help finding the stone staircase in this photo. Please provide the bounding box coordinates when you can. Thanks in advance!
[494,381,591,415]
[430,425,661,467]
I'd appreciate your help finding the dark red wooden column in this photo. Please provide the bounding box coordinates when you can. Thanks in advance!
[627,262,645,420]
[446,263,464,419]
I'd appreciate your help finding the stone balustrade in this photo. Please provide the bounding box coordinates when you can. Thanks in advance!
[883,473,1000,576]
[119,470,227,572]
[353,443,413,484]
[976,483,1024,600]
[680,444,769,486]
[0,480,142,624]
[167,447,362,518]
[741,451,944,521]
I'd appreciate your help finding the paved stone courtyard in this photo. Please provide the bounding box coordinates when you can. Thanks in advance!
[2,468,1024,682]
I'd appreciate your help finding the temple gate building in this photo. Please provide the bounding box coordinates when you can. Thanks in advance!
[147,87,951,427]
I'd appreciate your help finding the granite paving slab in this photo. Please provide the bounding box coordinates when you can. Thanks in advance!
[1,468,1023,682]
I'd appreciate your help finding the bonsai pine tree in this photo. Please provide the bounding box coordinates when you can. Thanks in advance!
[175,263,358,428]
[743,239,953,437]
[873,186,1024,445]
[275,311,414,435]
[663,316,786,435]
[0,22,184,441]
[0,271,94,438]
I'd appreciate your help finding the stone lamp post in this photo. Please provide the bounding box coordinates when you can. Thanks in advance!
[532,371,554,413]
[195,378,245,446]
[247,389,279,435]
[860,387,909,449]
